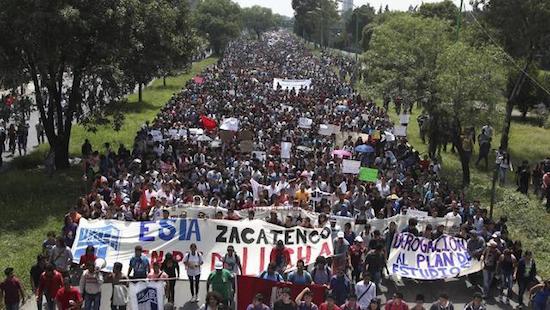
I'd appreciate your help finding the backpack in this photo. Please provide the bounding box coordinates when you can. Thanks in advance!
[311,265,330,280]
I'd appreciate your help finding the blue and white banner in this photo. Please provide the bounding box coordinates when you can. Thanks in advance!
[387,233,483,280]
[71,218,333,280]
[129,281,165,310]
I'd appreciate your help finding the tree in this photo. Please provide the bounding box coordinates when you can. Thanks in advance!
[417,0,459,22]
[346,4,376,52]
[242,6,275,39]
[194,0,242,55]
[123,0,197,102]
[363,14,451,104]
[434,42,506,186]
[473,0,550,150]
[0,0,196,169]
[292,0,339,47]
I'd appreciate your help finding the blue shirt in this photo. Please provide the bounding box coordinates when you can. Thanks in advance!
[329,275,351,305]
[287,270,312,285]
[129,255,150,278]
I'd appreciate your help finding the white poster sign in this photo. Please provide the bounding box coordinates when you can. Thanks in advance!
[342,159,361,174]
[129,281,165,310]
[387,233,483,280]
[298,118,313,129]
[273,78,312,91]
[406,209,429,219]
[220,118,240,132]
[318,124,341,136]
[71,219,333,280]
[399,114,411,125]
[281,142,292,159]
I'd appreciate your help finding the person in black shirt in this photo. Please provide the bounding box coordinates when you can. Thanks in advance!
[401,218,419,236]
[274,287,297,310]
[29,254,47,307]
[161,253,180,303]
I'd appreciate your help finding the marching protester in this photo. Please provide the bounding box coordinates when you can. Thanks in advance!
[37,264,63,310]
[105,262,129,310]
[0,267,26,310]
[184,243,203,302]
[55,276,82,310]
[79,261,104,310]
[161,253,179,304]
[10,31,549,310]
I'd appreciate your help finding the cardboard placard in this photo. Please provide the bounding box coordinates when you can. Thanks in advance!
[342,159,361,174]
[298,117,313,129]
[281,142,292,159]
[239,130,254,141]
[239,140,254,153]
[219,130,235,144]
[359,167,378,182]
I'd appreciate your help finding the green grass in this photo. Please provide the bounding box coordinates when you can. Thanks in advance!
[356,82,550,277]
[0,57,218,292]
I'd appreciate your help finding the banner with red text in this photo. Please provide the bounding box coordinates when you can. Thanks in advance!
[237,275,326,310]
[71,218,333,280]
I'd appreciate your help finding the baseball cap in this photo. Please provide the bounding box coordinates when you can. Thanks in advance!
[215,261,223,270]
[337,231,345,238]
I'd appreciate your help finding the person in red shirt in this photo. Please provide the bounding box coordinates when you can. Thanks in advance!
[384,292,409,310]
[319,294,342,310]
[55,276,82,310]
[37,264,64,309]
[349,236,365,283]
[0,267,26,309]
[78,245,97,269]
[269,240,291,274]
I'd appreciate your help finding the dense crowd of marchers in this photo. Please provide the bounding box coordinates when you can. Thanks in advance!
[1,32,550,310]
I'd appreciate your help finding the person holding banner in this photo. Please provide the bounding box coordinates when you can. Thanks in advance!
[127,246,149,279]
[105,262,129,310]
[184,243,203,302]
[287,260,312,285]
[79,261,103,310]
[161,253,179,304]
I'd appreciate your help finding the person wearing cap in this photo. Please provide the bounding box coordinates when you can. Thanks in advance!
[333,231,350,272]
[287,259,312,285]
[273,287,296,310]
[128,245,150,279]
[349,236,365,283]
[0,267,25,310]
[481,240,501,298]
[55,275,82,310]
[355,272,376,310]
[207,261,234,306]
[463,292,485,310]
[384,292,408,310]
[428,293,454,310]
[270,240,291,274]
[79,260,104,310]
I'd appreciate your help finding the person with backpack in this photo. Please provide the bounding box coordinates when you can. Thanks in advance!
[355,272,376,310]
[311,256,332,286]
[222,245,242,276]
[184,243,203,302]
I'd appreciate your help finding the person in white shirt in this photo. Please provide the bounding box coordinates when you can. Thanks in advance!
[444,207,462,226]
[79,261,104,310]
[184,243,204,302]
[355,272,376,309]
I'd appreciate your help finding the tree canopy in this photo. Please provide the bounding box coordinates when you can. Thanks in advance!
[242,6,276,39]
[194,0,242,55]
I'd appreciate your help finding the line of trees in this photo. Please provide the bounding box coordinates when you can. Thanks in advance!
[0,0,286,169]
[292,0,550,187]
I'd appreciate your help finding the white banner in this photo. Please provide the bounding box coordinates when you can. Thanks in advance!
[71,219,333,280]
[342,159,361,174]
[399,114,410,125]
[393,125,407,137]
[406,209,429,219]
[281,142,292,159]
[318,124,341,136]
[129,281,165,310]
[273,78,312,91]
[387,233,483,280]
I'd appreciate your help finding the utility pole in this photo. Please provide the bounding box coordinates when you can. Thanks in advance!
[355,12,359,61]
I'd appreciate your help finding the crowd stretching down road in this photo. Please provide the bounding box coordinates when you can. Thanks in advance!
[1,32,550,310]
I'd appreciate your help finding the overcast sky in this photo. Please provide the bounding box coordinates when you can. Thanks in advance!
[234,0,470,17]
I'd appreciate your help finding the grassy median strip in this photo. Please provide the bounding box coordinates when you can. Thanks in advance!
[0,57,217,290]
